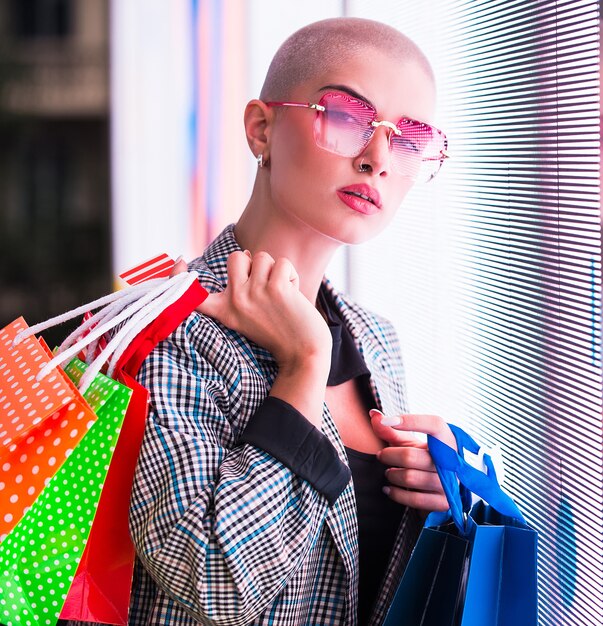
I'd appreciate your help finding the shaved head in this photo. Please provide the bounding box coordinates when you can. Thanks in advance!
[259,17,434,101]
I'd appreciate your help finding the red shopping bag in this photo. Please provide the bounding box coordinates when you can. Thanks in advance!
[59,276,207,624]
[59,371,148,624]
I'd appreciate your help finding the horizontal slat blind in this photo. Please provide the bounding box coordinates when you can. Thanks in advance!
[348,1,601,624]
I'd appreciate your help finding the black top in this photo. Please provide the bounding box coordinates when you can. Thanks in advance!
[318,285,404,625]
[346,449,405,625]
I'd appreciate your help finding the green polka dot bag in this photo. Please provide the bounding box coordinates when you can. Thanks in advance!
[0,357,132,626]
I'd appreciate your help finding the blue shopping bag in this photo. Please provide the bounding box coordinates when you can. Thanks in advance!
[383,426,538,626]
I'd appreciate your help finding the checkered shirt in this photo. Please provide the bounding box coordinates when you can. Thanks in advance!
[84,225,423,626]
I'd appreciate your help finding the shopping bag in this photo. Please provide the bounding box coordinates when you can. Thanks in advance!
[383,426,538,626]
[118,252,177,285]
[0,359,132,626]
[59,371,148,625]
[0,319,98,540]
[75,253,178,364]
[58,265,207,624]
[60,272,206,624]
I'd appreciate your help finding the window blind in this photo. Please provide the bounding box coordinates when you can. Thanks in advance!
[347,1,601,623]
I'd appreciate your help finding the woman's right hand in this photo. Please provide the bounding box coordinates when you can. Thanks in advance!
[172,252,332,427]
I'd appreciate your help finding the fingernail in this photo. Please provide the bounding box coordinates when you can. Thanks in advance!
[381,415,401,427]
[382,486,391,496]
[243,249,252,257]
[174,255,183,264]
[369,409,383,418]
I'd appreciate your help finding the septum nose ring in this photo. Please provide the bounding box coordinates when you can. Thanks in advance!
[358,158,370,173]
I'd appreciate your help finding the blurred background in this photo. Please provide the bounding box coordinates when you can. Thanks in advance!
[0,0,111,347]
[0,1,601,624]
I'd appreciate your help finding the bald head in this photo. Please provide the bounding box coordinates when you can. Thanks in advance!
[259,17,434,102]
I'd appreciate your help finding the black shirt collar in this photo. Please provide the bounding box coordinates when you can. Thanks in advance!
[317,284,370,386]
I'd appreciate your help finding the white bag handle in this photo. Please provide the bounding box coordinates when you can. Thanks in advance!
[12,278,162,347]
[52,277,178,361]
[36,272,193,384]
[14,271,200,392]
[60,281,166,365]
[105,271,199,378]
[78,271,198,392]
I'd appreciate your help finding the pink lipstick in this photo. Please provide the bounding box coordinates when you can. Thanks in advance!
[337,184,382,215]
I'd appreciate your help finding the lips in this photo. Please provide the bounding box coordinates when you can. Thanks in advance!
[337,184,383,215]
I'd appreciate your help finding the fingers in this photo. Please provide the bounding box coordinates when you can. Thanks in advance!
[196,250,302,333]
[270,257,300,289]
[169,257,189,277]
[226,250,253,287]
[370,409,456,450]
[385,466,442,492]
[370,410,426,447]
[400,413,456,449]
[247,251,275,288]
[379,450,449,512]
[167,255,229,323]
[383,485,449,512]
[378,445,434,472]
[168,251,297,292]
[196,291,225,320]
[227,250,300,297]
[372,410,456,512]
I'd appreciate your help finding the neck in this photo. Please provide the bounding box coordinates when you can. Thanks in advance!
[234,184,341,304]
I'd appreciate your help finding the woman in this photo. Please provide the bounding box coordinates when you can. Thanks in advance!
[130,17,455,626]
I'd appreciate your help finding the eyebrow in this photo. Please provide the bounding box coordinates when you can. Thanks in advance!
[318,84,375,109]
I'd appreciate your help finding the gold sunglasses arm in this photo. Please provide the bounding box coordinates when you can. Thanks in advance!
[265,101,325,112]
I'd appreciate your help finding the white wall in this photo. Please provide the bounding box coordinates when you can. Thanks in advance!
[110,0,193,278]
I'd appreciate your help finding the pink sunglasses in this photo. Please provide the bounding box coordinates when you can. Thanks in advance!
[266,91,449,182]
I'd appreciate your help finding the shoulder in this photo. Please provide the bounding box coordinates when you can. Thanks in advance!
[151,296,271,387]
[162,223,245,363]
[143,226,275,385]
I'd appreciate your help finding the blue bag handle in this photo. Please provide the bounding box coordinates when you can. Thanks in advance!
[426,424,526,533]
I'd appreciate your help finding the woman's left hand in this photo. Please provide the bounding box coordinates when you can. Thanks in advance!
[370,410,456,512]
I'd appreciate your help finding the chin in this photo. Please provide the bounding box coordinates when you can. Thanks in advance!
[343,215,394,244]
[328,224,385,246]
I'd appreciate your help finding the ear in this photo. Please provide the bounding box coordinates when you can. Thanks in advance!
[244,99,274,163]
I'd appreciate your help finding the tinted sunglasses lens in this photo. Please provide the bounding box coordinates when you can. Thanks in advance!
[314,93,375,157]
[390,120,447,182]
